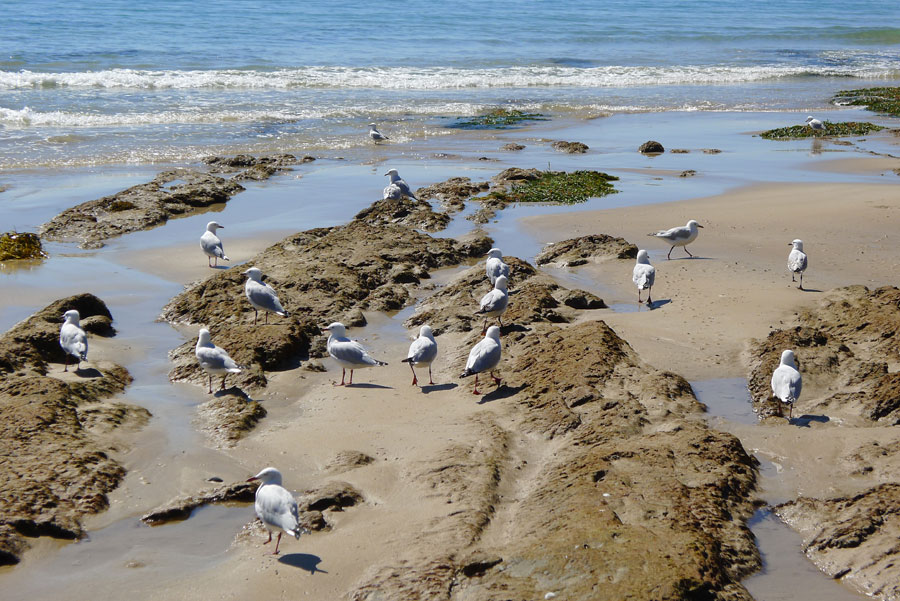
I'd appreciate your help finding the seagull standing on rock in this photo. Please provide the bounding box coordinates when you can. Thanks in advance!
[195,328,242,393]
[401,325,438,386]
[649,219,704,259]
[771,349,802,419]
[384,168,417,200]
[476,275,509,334]
[369,123,389,144]
[247,467,303,555]
[787,239,808,290]
[805,116,825,133]
[59,309,88,372]
[632,249,656,304]
[383,182,403,201]
[244,267,289,325]
[323,322,387,386]
[485,248,510,287]
[200,221,229,267]
[460,325,502,395]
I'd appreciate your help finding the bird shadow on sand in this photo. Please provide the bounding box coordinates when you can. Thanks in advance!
[646,299,672,310]
[420,383,458,394]
[278,553,328,574]
[798,287,823,293]
[213,385,248,398]
[477,384,525,404]
[343,382,393,389]
[208,265,230,270]
[789,414,830,427]
[665,256,715,261]
[70,367,103,378]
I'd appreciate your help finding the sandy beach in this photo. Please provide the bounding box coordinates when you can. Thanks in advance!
[1,109,899,601]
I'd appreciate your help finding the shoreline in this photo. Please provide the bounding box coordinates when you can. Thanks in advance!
[1,110,899,599]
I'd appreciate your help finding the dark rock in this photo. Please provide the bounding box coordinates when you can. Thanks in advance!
[501,143,525,151]
[354,196,450,232]
[680,170,697,177]
[639,140,665,154]
[671,148,690,154]
[299,481,364,512]
[142,481,259,525]
[556,289,606,310]
[702,148,722,154]
[551,140,589,154]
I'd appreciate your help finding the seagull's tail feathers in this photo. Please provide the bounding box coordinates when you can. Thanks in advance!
[401,357,413,363]
[223,255,230,261]
[375,360,388,366]
[460,368,474,378]
[75,343,88,360]
[227,367,242,374]
[278,310,290,318]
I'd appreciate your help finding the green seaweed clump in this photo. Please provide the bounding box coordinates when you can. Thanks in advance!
[450,108,548,130]
[833,87,900,117]
[107,200,136,212]
[760,121,885,140]
[489,170,618,205]
[0,231,47,261]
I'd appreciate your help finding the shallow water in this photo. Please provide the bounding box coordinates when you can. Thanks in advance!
[691,379,866,600]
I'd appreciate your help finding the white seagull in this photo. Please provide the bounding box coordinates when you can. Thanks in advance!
[369,123,389,143]
[383,182,403,201]
[323,322,387,386]
[247,467,302,555]
[787,239,808,290]
[383,168,417,200]
[648,219,704,259]
[805,116,825,133]
[401,325,438,386]
[485,248,510,287]
[200,221,229,267]
[771,349,802,419]
[460,325,502,395]
[632,249,656,304]
[244,267,289,325]
[476,275,509,334]
[195,328,242,393]
[59,309,88,372]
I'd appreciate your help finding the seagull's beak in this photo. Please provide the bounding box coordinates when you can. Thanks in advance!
[321,327,331,333]
[788,242,793,246]
[246,476,258,482]
[382,171,389,176]
[697,224,705,228]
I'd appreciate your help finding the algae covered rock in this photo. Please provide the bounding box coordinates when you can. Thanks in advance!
[536,233,638,266]
[760,121,885,140]
[0,231,47,261]
[551,140,589,153]
[639,140,665,153]
[833,86,900,117]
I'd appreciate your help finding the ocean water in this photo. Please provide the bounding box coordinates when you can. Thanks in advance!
[0,0,899,168]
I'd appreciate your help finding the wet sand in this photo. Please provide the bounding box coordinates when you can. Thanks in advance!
[1,110,899,599]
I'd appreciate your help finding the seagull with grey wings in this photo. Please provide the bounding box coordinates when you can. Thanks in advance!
[771,349,802,419]
[787,239,808,290]
[460,325,502,395]
[195,328,242,393]
[383,168,417,200]
[247,467,304,555]
[59,309,88,372]
[323,322,387,386]
[200,221,229,267]
[649,219,703,259]
[244,267,289,325]
[401,324,438,386]
[632,249,656,304]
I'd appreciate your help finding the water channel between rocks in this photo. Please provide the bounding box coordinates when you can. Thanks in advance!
[691,378,865,601]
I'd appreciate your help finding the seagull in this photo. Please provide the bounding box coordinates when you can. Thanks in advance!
[476,275,509,334]
[485,248,510,287]
[200,221,229,267]
[460,325,502,395]
[787,239,808,290]
[59,309,88,372]
[383,182,403,201]
[401,325,438,386]
[195,328,242,393]
[323,322,387,386]
[247,467,302,555]
[771,349,802,419]
[369,123,389,144]
[632,249,656,304]
[383,169,417,200]
[244,267,289,325]
[805,116,825,133]
[648,219,704,259]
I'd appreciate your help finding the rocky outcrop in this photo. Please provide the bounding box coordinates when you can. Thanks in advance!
[354,197,451,232]
[351,320,759,601]
[325,451,376,474]
[0,294,145,565]
[746,286,900,423]
[196,392,267,447]
[0,231,46,261]
[40,169,245,248]
[416,177,490,213]
[163,216,493,392]
[551,140,589,153]
[141,481,259,525]
[535,233,638,266]
[405,256,601,336]
[775,484,900,601]
[639,140,665,154]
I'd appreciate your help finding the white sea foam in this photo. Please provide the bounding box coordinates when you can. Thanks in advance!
[2,62,898,92]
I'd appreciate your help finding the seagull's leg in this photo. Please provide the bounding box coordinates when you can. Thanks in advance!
[667,245,674,260]
[428,366,434,386]
[498,316,504,329]
[798,273,803,290]
[789,404,793,419]
[684,246,693,258]
[349,369,354,385]
[208,374,213,394]
[490,371,502,385]
[338,368,346,386]
[273,532,283,555]
[408,362,417,386]
[481,318,488,336]
[254,309,258,325]
[64,354,69,372]
[791,273,796,282]
[647,288,652,305]
[638,289,643,303]
[208,256,213,268]
[265,312,269,325]
[473,374,481,395]
[221,374,227,390]
[264,531,272,544]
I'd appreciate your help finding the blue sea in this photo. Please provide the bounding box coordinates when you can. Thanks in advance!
[0,0,899,169]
